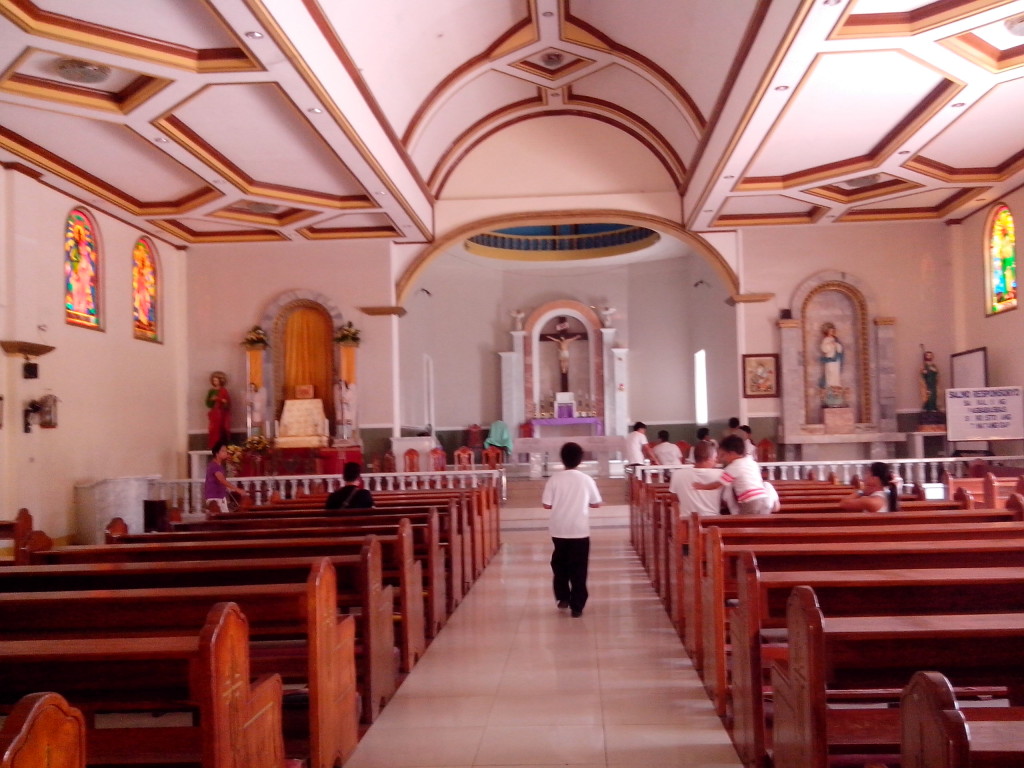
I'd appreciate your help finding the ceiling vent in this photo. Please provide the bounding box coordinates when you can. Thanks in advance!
[55,58,111,85]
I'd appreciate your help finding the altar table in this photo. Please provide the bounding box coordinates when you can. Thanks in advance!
[530,417,604,437]
[514,435,625,478]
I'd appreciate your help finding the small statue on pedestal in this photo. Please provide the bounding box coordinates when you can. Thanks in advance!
[918,346,946,431]
[510,309,525,331]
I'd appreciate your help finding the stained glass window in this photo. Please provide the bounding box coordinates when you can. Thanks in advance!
[132,237,159,342]
[987,203,1017,315]
[64,208,101,329]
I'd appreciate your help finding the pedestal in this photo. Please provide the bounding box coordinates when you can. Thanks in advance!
[823,407,854,434]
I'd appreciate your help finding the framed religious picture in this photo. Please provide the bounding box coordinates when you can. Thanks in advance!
[742,354,780,398]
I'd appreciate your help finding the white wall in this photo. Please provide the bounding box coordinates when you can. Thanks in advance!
[0,171,188,538]
[186,238,395,434]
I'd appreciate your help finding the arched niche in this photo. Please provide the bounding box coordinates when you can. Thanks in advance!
[523,301,605,423]
[258,290,346,420]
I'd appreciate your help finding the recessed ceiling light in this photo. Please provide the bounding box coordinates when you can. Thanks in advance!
[153,137,169,143]
[774,85,790,92]
[551,92,561,98]
[951,102,966,108]
[245,31,264,39]
[542,11,554,17]
[897,150,911,155]
[723,175,734,180]
[703,209,712,213]
[55,58,111,84]
[374,191,388,197]
[307,107,323,114]
[976,198,987,202]
[823,0,841,6]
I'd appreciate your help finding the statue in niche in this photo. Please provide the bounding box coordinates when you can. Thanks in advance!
[206,371,231,448]
[920,348,939,412]
[541,317,584,392]
[818,322,846,408]
[599,306,616,328]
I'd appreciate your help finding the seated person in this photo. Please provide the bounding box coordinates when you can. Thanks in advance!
[204,441,249,513]
[325,461,374,511]
[839,461,900,512]
[669,440,724,516]
[652,430,683,466]
[692,435,773,515]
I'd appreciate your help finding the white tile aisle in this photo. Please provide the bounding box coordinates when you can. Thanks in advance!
[346,504,743,768]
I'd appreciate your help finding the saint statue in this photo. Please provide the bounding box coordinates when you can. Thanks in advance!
[206,371,231,448]
[510,308,525,331]
[920,349,939,412]
[818,322,845,407]
[599,306,616,328]
[334,379,358,440]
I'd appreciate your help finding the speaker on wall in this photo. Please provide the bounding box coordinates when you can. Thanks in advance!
[23,362,38,379]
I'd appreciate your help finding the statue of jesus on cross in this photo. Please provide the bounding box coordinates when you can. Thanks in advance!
[541,316,585,392]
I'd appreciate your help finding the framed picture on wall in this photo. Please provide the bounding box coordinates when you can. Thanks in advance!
[742,354,780,398]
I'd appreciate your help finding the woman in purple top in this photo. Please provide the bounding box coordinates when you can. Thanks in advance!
[204,441,248,513]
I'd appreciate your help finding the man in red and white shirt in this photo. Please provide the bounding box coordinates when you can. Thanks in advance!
[692,435,773,515]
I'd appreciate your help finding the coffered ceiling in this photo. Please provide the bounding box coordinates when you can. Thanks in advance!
[1,0,1023,248]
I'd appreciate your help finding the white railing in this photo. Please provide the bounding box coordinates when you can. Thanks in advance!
[149,468,506,517]
[635,456,1024,489]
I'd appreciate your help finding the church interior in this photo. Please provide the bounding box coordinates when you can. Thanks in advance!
[2,1,1024,765]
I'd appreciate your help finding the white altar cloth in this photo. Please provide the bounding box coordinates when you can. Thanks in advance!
[514,435,626,478]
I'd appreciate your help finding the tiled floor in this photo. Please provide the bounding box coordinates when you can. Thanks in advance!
[346,502,743,768]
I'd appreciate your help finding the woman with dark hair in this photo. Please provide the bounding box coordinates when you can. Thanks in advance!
[839,462,900,512]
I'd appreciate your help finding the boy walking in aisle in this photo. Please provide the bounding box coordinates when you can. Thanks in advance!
[543,442,602,617]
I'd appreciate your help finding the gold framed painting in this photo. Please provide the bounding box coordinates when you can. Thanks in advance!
[742,354,779,398]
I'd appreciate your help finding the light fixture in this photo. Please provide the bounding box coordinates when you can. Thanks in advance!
[307,107,323,114]
[153,136,169,143]
[844,173,881,189]
[1,341,56,379]
[374,190,388,197]
[774,85,790,91]
[55,58,111,85]
[723,175,735,180]
[951,102,966,108]
[244,30,264,39]
[541,51,564,68]
[897,150,911,155]
[823,0,842,5]
[1005,14,1024,36]
[542,11,554,17]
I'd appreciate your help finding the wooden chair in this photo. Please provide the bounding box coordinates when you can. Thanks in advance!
[403,448,420,472]
[454,446,473,469]
[380,450,396,473]
[675,441,691,460]
[757,437,776,462]
[482,446,504,469]
[429,447,446,471]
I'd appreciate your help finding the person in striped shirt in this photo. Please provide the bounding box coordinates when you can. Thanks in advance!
[691,434,773,515]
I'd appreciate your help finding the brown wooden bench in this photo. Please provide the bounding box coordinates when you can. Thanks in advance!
[0,510,32,565]
[8,541,395,725]
[164,508,451,635]
[27,525,426,676]
[0,692,85,768]
[901,670,1024,768]
[0,558,356,768]
[702,526,1024,716]
[0,601,284,768]
[948,472,1024,509]
[730,559,1024,768]
[771,586,1024,768]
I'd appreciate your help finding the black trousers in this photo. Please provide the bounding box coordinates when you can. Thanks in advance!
[551,536,590,613]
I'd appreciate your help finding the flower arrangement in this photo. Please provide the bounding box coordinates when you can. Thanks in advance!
[242,325,270,348]
[244,434,272,454]
[224,444,245,465]
[334,321,361,345]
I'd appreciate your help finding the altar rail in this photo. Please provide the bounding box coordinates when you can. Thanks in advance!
[634,456,1024,490]
[150,469,506,517]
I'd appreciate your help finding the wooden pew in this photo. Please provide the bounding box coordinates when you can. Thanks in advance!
[901,670,1024,768]
[7,543,395,725]
[730,558,1024,768]
[0,559,356,768]
[1,692,85,768]
[161,509,450,636]
[702,526,1024,717]
[27,525,426,676]
[109,513,440,649]
[948,472,1024,509]
[0,510,32,565]
[0,601,284,768]
[771,586,1024,768]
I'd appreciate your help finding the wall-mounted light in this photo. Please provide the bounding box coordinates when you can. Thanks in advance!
[1,341,55,379]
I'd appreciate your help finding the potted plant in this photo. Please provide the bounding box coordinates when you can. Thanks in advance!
[334,322,361,346]
[241,325,270,349]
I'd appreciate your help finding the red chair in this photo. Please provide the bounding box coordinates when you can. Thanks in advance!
[380,450,396,473]
[482,446,504,469]
[454,446,473,469]
[429,447,446,471]
[756,438,776,463]
[403,448,420,472]
[675,441,691,461]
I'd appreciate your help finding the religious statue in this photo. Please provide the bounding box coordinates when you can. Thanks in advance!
[510,308,525,331]
[334,379,358,440]
[206,371,231,448]
[246,382,266,436]
[541,316,584,392]
[920,348,939,412]
[818,322,845,407]
[599,306,616,328]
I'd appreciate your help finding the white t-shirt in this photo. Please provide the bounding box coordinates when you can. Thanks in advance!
[670,465,725,517]
[652,441,683,465]
[625,430,649,465]
[721,455,767,503]
[543,469,602,538]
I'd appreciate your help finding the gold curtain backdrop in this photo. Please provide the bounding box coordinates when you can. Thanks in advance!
[283,305,335,422]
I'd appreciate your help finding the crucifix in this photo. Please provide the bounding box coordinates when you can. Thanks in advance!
[541,316,587,392]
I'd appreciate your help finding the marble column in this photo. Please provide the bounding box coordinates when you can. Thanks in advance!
[873,317,897,433]
[501,330,526,430]
[777,318,803,446]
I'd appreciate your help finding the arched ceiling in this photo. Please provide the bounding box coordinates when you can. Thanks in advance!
[1,0,1023,248]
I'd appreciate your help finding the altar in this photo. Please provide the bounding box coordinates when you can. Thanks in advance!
[515,435,625,478]
[530,417,603,437]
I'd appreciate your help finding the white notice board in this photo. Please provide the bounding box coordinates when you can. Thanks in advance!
[946,387,1024,441]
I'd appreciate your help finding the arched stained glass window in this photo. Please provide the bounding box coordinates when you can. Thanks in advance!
[987,203,1017,315]
[132,237,159,342]
[64,208,101,329]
